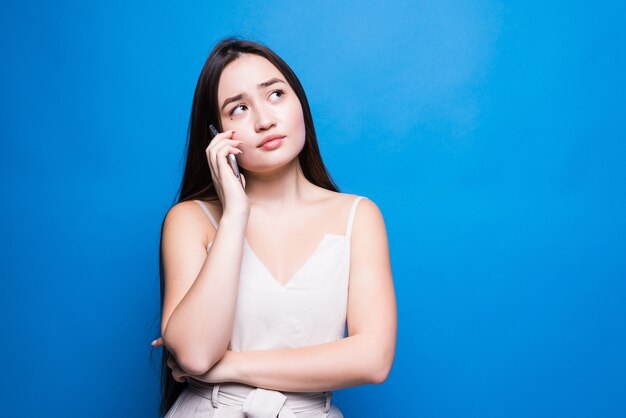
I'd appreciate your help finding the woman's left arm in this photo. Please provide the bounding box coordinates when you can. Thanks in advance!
[188,199,397,392]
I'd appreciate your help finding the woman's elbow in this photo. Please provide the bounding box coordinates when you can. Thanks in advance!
[164,341,223,375]
[365,348,394,385]
[162,332,228,375]
[369,361,392,384]
[175,352,219,376]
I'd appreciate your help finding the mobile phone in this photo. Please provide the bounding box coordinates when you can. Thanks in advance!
[209,124,244,187]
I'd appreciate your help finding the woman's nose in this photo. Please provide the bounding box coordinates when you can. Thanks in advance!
[254,105,276,132]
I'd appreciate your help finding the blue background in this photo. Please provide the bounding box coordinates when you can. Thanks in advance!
[1,1,625,417]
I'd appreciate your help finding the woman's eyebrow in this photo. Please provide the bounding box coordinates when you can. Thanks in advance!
[221,78,286,111]
[221,94,244,111]
[258,77,285,88]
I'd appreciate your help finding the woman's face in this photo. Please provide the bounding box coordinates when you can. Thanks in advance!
[217,54,306,174]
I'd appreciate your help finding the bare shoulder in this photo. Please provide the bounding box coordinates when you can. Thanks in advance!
[164,200,213,228]
[163,199,219,248]
[312,189,366,208]
[316,190,384,235]
[328,192,382,219]
[348,195,386,239]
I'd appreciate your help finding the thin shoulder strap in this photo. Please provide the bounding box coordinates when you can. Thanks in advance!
[193,200,219,229]
[346,196,366,239]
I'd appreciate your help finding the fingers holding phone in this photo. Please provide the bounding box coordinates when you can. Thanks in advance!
[206,126,249,216]
[210,125,244,187]
[206,128,239,180]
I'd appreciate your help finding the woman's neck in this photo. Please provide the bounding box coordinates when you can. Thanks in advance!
[243,159,315,211]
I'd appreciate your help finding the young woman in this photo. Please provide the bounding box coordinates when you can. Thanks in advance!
[152,38,397,417]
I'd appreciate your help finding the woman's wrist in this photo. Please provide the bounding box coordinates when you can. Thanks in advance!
[219,211,249,233]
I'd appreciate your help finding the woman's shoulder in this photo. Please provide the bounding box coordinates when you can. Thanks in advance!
[163,199,220,239]
[166,199,219,218]
[316,191,385,244]
[327,191,383,225]
[311,187,367,204]
[322,190,375,209]
[313,190,381,224]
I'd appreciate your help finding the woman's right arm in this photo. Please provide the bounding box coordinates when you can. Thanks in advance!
[161,129,249,376]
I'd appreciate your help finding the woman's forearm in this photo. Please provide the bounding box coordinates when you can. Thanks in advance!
[163,214,246,375]
[199,334,394,392]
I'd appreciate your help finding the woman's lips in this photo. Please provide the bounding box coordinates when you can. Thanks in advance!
[259,136,285,150]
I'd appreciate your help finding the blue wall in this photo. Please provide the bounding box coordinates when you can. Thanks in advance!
[1,1,624,417]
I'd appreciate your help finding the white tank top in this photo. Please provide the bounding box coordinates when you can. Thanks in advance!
[193,196,366,352]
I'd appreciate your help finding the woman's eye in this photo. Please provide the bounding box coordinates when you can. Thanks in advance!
[269,89,285,101]
[229,104,247,116]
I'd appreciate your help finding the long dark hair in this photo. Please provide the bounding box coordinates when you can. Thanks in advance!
[156,37,339,416]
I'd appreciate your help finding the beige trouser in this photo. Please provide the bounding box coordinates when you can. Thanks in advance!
[165,381,343,418]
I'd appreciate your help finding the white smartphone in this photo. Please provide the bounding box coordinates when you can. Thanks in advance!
[209,124,243,187]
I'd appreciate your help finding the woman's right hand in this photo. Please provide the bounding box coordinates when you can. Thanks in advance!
[206,129,250,218]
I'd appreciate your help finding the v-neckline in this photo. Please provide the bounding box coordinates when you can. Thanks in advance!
[244,234,345,288]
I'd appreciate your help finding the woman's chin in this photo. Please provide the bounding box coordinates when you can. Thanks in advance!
[242,157,301,177]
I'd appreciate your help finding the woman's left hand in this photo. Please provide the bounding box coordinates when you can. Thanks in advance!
[167,353,189,383]
[151,337,189,383]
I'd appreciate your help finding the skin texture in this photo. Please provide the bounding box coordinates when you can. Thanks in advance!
[156,53,397,391]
